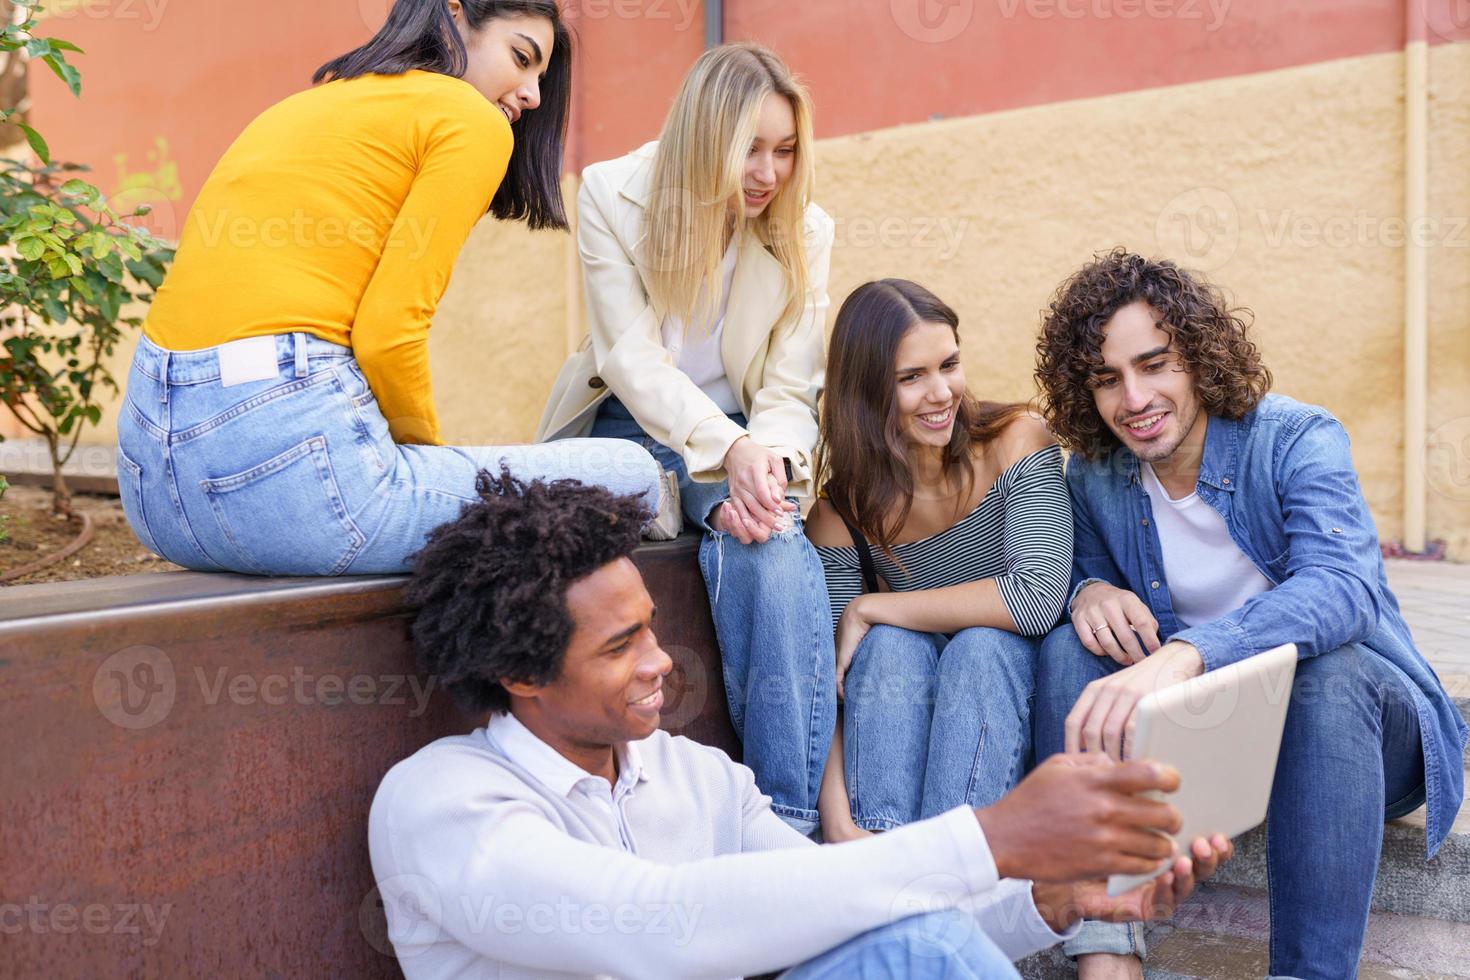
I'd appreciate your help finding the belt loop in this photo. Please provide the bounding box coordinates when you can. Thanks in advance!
[294,332,309,379]
[159,350,170,404]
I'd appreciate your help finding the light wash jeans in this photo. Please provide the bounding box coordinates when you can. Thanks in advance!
[843,625,1039,830]
[590,398,835,834]
[778,909,1020,979]
[116,333,662,575]
[1034,624,1427,978]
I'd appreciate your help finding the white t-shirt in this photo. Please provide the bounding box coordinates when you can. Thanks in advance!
[1141,463,1273,628]
[660,242,740,414]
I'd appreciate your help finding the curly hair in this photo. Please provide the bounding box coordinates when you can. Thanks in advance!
[403,466,650,714]
[1035,249,1272,459]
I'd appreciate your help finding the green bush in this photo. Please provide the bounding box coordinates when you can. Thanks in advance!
[0,0,173,517]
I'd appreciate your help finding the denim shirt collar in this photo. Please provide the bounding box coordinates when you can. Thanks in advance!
[1197,413,1240,493]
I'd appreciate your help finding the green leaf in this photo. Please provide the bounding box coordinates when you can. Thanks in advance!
[60,178,90,196]
[63,252,82,277]
[48,39,83,54]
[116,237,142,262]
[125,256,164,289]
[88,234,111,259]
[24,37,50,58]
[41,297,67,323]
[40,53,81,98]
[17,123,49,165]
[15,236,42,260]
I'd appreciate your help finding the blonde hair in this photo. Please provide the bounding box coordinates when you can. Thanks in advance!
[642,43,816,331]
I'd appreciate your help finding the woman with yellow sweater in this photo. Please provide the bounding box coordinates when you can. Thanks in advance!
[116,0,660,575]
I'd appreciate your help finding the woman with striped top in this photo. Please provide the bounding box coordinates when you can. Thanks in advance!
[806,279,1073,841]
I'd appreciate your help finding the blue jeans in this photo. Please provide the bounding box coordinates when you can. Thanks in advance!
[591,398,834,834]
[844,625,1038,830]
[779,910,1020,979]
[116,333,662,575]
[1034,625,1427,979]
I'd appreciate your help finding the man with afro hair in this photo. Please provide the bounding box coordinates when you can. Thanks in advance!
[368,466,1230,979]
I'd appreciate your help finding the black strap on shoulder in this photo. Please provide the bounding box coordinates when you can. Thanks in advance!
[825,488,880,595]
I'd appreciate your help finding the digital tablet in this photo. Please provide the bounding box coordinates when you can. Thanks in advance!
[1106,642,1299,897]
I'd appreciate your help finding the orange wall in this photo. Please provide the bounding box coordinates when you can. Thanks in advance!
[28,1,1470,224]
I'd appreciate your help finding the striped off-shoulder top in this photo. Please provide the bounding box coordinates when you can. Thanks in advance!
[815,444,1073,636]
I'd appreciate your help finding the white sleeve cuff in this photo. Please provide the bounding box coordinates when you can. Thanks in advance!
[967,878,1082,961]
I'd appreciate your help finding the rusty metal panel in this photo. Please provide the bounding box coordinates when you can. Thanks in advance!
[0,535,733,977]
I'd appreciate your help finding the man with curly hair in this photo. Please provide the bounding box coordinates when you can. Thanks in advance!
[1031,249,1467,980]
[367,466,1230,979]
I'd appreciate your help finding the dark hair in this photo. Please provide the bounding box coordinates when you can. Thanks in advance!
[817,279,1028,557]
[1035,248,1272,459]
[404,467,650,714]
[314,0,572,230]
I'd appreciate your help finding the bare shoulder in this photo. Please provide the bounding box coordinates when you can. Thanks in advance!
[995,411,1058,469]
[804,499,855,548]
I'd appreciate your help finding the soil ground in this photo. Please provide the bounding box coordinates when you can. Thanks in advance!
[0,483,183,585]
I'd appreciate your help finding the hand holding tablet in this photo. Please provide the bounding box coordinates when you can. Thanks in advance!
[1105,642,1299,896]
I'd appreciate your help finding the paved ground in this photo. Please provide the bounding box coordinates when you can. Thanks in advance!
[1387,559,1470,703]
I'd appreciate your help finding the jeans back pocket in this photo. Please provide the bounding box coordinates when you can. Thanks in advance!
[200,435,366,576]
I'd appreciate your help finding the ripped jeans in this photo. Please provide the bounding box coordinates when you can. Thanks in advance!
[590,399,835,835]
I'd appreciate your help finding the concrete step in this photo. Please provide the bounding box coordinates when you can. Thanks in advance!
[1209,753,1470,923]
[1017,883,1470,979]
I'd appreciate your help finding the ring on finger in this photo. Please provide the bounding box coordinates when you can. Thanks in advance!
[1092,623,1113,635]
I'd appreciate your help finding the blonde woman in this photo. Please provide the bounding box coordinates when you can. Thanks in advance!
[538,43,835,835]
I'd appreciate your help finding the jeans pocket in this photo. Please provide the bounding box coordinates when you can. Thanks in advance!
[200,435,366,576]
[115,446,163,558]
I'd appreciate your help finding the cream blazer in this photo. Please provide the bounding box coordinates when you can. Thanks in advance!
[535,142,834,497]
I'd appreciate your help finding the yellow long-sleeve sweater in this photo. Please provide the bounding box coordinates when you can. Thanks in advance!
[144,70,512,445]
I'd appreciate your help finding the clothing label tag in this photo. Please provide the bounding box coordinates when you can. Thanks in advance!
[218,336,281,388]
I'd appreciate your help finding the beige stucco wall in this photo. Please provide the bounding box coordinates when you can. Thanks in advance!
[33,45,1470,556]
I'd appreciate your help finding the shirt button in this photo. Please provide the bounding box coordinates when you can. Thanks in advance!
[1222,477,1231,485]
[1141,518,1149,527]
[1151,581,1160,589]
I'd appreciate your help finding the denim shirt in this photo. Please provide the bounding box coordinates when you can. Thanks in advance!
[1065,394,1467,858]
